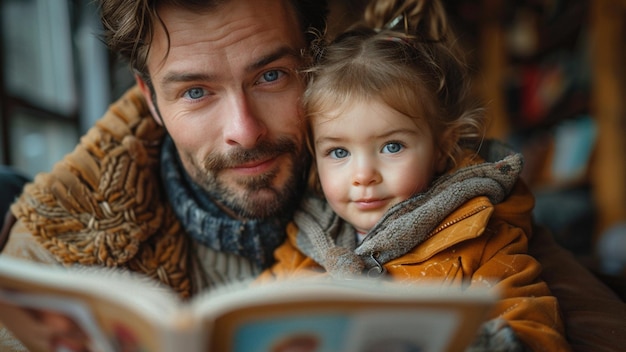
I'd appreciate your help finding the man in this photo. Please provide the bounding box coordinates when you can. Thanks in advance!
[0,0,623,351]
[2,0,325,296]
[0,1,325,349]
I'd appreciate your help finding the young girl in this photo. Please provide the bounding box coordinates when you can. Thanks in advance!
[259,0,570,350]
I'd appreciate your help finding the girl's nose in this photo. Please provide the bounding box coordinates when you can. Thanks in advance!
[351,159,382,186]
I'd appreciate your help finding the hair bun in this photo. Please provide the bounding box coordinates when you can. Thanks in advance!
[365,0,448,42]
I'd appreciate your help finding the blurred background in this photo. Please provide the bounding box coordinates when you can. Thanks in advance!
[0,0,625,283]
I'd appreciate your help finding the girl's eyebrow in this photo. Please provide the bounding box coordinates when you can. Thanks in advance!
[315,135,343,146]
[315,129,418,146]
[375,128,419,139]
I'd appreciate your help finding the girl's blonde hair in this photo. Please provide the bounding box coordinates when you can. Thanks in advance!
[303,0,485,178]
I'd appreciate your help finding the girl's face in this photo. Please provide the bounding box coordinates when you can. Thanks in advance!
[313,98,440,234]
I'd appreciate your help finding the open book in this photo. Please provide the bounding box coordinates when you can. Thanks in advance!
[0,256,497,352]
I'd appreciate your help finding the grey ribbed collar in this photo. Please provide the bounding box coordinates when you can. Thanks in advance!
[160,136,290,269]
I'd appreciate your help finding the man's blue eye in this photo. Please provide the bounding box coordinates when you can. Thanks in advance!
[330,148,349,159]
[262,70,280,82]
[185,88,205,100]
[382,143,403,154]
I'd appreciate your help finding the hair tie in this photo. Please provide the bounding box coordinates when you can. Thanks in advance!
[377,12,408,34]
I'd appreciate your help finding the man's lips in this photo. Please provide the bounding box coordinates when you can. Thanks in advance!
[230,156,277,175]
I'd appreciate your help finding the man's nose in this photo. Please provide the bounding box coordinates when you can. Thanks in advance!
[223,92,267,148]
[351,158,382,186]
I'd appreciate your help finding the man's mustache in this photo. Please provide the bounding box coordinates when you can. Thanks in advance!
[204,137,299,170]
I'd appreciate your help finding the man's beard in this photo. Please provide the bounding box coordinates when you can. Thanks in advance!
[185,137,309,219]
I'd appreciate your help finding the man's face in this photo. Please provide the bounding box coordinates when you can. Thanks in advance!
[139,0,308,218]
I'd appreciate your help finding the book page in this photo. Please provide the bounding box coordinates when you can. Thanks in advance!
[0,289,113,352]
[0,257,195,352]
[192,278,496,352]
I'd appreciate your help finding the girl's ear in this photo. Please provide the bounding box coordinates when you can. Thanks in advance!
[435,129,458,173]
[435,148,449,174]
[135,74,163,126]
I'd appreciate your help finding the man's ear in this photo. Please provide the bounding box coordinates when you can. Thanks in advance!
[135,74,163,126]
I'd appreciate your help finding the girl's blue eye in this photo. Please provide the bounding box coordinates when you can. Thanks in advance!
[382,142,403,154]
[184,87,206,100]
[330,148,350,159]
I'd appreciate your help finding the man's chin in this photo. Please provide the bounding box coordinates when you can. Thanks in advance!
[231,190,285,219]
[205,154,307,219]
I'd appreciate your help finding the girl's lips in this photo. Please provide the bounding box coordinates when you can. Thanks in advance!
[353,198,388,210]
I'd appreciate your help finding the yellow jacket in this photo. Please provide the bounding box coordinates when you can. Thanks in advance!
[259,149,571,352]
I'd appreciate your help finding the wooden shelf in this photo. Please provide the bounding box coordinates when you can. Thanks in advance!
[476,0,626,239]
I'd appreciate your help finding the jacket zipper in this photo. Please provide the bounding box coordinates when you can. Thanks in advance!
[425,204,489,240]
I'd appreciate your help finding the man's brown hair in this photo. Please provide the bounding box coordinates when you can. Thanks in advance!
[99,0,328,78]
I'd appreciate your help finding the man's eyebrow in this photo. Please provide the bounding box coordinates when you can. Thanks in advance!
[161,72,215,85]
[160,46,301,85]
[246,46,301,73]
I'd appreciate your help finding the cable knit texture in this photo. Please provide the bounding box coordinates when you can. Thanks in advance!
[10,86,193,298]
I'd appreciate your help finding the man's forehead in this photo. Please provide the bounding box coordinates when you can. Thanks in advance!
[148,0,304,76]
[153,0,300,33]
